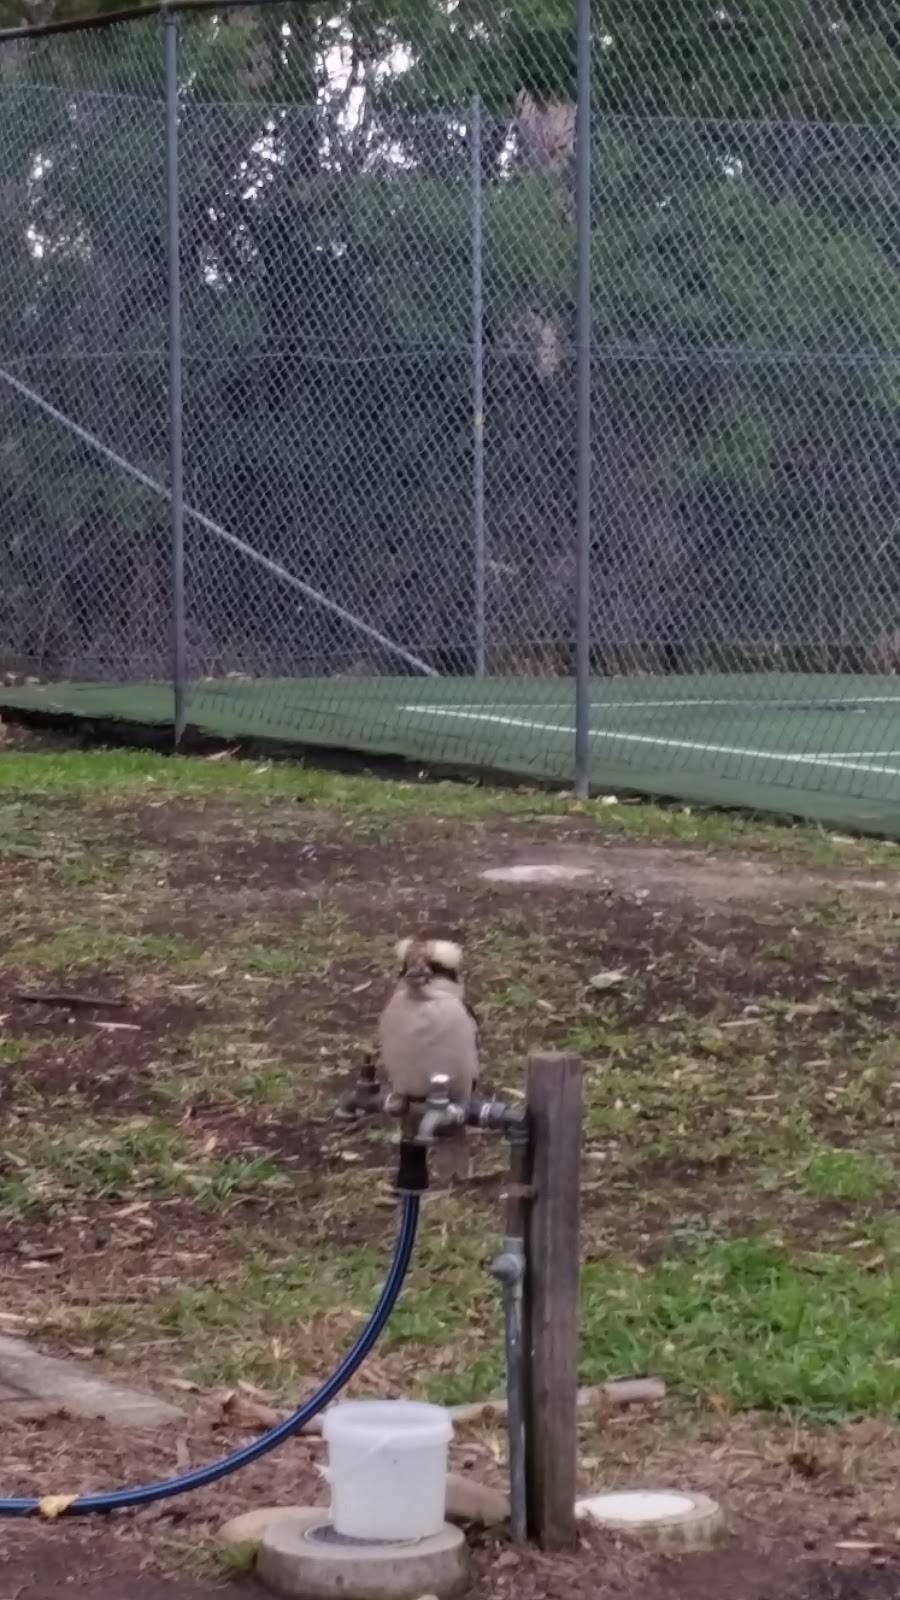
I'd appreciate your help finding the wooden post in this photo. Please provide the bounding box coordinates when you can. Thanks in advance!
[523,1051,584,1549]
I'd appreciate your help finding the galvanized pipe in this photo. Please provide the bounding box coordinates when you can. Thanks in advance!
[470,93,486,677]
[573,0,593,797]
[163,5,187,746]
[490,1129,530,1543]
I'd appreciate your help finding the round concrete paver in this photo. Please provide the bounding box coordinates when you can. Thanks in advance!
[480,862,594,885]
[576,1489,725,1551]
[256,1508,469,1600]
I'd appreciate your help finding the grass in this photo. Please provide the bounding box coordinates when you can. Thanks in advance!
[5,735,900,1443]
[0,1118,292,1216]
[581,1237,900,1417]
[3,739,900,862]
[800,1146,899,1203]
[0,1036,29,1065]
[150,1027,300,1109]
[135,1209,497,1404]
[5,925,208,973]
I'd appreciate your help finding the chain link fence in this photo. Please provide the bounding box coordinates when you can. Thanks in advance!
[591,114,900,678]
[3,0,900,829]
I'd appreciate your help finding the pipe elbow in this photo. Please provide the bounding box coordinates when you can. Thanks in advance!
[490,1242,525,1289]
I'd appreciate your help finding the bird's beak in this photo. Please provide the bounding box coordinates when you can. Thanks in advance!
[403,960,430,989]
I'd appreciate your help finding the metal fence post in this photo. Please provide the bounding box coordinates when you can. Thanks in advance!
[471,92,486,678]
[163,4,187,747]
[574,0,592,797]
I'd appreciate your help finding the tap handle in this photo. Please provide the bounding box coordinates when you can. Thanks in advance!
[427,1071,451,1107]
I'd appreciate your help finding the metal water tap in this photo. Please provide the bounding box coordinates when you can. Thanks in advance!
[335,1059,380,1122]
[414,1072,467,1144]
[336,1059,407,1122]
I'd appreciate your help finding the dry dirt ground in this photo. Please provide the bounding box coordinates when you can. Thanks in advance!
[5,723,900,1597]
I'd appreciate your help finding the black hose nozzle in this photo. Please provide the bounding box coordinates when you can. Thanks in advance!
[395,1137,430,1194]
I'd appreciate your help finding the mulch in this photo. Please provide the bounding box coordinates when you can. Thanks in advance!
[2,1513,900,1600]
[0,1406,897,1600]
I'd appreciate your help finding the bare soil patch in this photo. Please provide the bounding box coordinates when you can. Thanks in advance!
[474,820,900,904]
[480,840,826,902]
[0,992,204,1106]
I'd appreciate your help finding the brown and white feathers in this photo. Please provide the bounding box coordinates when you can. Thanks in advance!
[377,937,480,1106]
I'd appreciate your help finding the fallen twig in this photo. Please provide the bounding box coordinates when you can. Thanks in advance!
[218,1389,284,1430]
[11,990,127,1008]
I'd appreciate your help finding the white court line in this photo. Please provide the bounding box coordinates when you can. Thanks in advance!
[400,706,900,779]
[427,696,900,713]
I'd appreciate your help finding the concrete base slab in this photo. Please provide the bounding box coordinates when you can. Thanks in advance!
[0,1336,182,1429]
[256,1509,469,1600]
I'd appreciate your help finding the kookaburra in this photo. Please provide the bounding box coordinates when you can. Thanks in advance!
[377,937,480,1107]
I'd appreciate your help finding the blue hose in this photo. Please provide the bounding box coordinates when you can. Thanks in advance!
[0,1194,420,1517]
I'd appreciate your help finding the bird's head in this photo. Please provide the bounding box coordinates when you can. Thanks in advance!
[395,936,463,991]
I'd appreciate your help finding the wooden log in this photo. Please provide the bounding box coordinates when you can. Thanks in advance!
[522,1051,584,1549]
[445,1377,666,1429]
[294,1377,665,1438]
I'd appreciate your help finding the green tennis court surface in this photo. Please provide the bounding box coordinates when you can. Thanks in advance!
[4,672,900,835]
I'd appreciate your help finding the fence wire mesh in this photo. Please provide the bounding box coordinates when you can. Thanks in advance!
[0,21,169,681]
[3,0,900,832]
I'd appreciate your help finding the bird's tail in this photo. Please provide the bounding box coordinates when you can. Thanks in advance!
[431,1125,472,1187]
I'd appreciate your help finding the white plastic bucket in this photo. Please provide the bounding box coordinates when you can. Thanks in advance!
[321,1399,453,1543]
